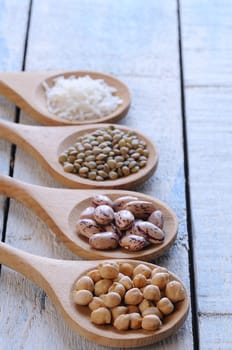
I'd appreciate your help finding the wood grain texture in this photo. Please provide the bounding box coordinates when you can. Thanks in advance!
[180,0,232,348]
[0,0,193,349]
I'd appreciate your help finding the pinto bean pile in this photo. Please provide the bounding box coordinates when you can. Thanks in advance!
[76,195,165,251]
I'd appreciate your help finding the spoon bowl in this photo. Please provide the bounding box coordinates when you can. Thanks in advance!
[0,175,178,260]
[0,242,189,348]
[0,120,158,189]
[0,71,130,125]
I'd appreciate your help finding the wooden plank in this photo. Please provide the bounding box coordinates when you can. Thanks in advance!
[181,0,232,86]
[200,315,232,350]
[185,87,232,313]
[0,0,30,235]
[180,0,232,348]
[0,1,193,349]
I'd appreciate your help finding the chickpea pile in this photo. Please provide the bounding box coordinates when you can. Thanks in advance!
[58,126,149,181]
[76,194,165,251]
[72,262,186,331]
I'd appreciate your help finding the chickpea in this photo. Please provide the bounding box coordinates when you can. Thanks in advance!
[129,313,142,329]
[98,262,119,279]
[151,272,169,289]
[72,290,93,306]
[141,315,162,331]
[94,279,113,296]
[124,288,143,305]
[119,262,134,277]
[91,307,111,325]
[102,292,121,308]
[127,305,139,314]
[88,296,105,311]
[157,297,174,315]
[108,282,126,298]
[138,299,153,314]
[133,264,152,278]
[114,314,130,330]
[151,266,168,277]
[74,276,94,292]
[119,276,134,290]
[165,281,186,303]
[143,284,161,302]
[142,307,163,320]
[133,274,147,288]
[87,269,101,282]
[113,272,125,282]
[111,306,128,321]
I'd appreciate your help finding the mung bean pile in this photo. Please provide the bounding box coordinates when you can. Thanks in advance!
[58,126,149,181]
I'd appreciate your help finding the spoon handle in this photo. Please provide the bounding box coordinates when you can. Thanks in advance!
[0,174,35,199]
[0,72,50,119]
[0,241,51,286]
[0,241,99,293]
[0,118,39,148]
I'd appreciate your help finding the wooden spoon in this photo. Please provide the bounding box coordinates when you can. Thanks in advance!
[0,71,130,125]
[0,120,158,189]
[0,242,189,347]
[0,175,177,261]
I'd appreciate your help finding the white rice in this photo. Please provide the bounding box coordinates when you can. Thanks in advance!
[43,75,123,121]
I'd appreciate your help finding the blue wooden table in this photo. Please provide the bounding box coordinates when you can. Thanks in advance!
[0,1,231,349]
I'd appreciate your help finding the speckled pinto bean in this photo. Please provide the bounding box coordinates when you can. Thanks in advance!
[119,234,150,251]
[76,219,102,238]
[113,196,139,212]
[89,232,119,250]
[79,206,95,220]
[123,201,156,219]
[114,210,135,230]
[134,221,165,244]
[91,194,113,208]
[94,205,115,225]
[148,210,164,229]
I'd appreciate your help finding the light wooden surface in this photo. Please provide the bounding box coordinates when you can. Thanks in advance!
[180,1,232,348]
[2,0,230,349]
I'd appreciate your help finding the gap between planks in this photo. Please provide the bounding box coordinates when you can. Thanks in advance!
[177,1,199,349]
